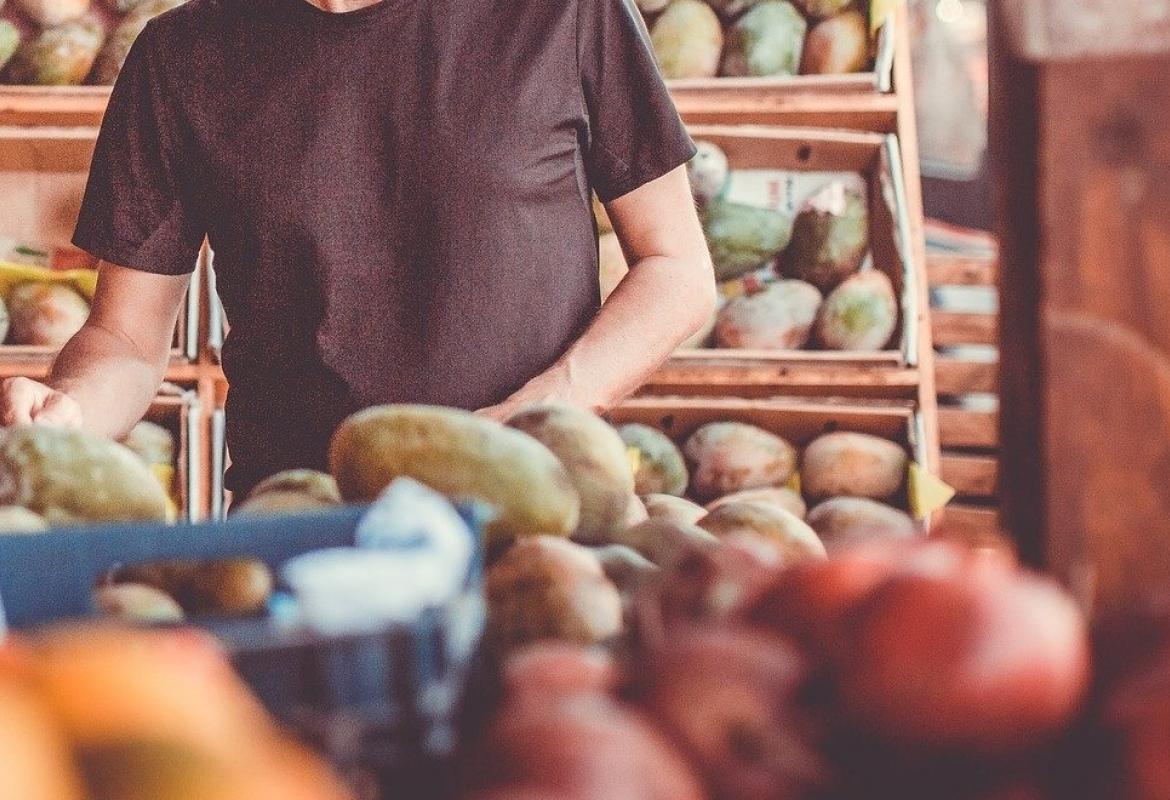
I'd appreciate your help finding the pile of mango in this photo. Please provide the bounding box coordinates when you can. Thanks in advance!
[643,0,874,81]
[0,625,352,800]
[0,0,183,86]
[599,138,899,353]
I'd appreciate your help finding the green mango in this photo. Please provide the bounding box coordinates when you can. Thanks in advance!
[702,198,795,281]
[721,1,807,78]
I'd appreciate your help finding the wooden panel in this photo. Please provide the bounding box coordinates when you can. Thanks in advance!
[941,454,999,498]
[935,504,1008,549]
[932,312,998,346]
[676,94,900,133]
[927,253,999,286]
[935,358,998,395]
[938,407,998,449]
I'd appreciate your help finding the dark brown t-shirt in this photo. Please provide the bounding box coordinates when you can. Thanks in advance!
[73,0,696,496]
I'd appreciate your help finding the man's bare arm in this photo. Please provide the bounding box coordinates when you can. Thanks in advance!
[482,164,716,419]
[0,263,191,438]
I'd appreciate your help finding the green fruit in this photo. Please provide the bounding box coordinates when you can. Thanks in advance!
[684,422,798,503]
[706,487,807,519]
[0,426,170,525]
[721,1,807,78]
[806,497,917,550]
[618,423,688,497]
[697,501,826,561]
[5,17,104,86]
[93,583,185,623]
[714,279,823,349]
[650,0,724,80]
[6,281,91,347]
[0,22,22,74]
[247,469,341,506]
[120,421,175,468]
[606,517,720,566]
[90,0,184,85]
[816,270,898,351]
[792,0,854,20]
[687,140,730,205]
[0,505,50,534]
[801,431,908,500]
[781,185,869,293]
[642,493,708,527]
[801,9,870,75]
[329,405,580,545]
[702,198,795,281]
[486,536,622,651]
[508,405,635,545]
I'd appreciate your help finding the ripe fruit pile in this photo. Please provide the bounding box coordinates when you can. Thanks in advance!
[0,625,352,800]
[464,535,1170,800]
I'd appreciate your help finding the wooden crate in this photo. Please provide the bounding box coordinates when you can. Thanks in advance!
[0,126,200,371]
[648,125,920,390]
[925,223,1002,544]
[609,395,931,523]
[139,387,203,522]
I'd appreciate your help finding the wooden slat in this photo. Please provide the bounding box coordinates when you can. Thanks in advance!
[935,358,999,395]
[932,311,998,347]
[934,505,1011,552]
[941,454,999,498]
[938,407,999,449]
[927,253,999,286]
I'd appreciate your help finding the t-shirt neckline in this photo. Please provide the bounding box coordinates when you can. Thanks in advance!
[281,0,393,25]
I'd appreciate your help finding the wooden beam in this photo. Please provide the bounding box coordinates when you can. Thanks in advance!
[941,454,1000,498]
[935,358,999,395]
[932,312,999,346]
[938,407,999,449]
[927,253,999,287]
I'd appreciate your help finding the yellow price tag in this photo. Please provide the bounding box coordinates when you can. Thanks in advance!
[786,471,802,495]
[908,462,956,521]
[626,447,642,479]
[870,0,901,35]
[0,262,98,302]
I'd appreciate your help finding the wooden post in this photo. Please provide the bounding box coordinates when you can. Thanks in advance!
[993,0,1170,614]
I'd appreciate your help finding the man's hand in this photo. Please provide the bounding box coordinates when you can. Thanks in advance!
[0,377,83,428]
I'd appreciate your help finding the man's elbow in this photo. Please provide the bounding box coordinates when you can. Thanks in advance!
[682,252,718,336]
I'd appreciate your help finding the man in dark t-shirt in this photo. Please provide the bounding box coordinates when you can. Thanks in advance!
[0,0,714,499]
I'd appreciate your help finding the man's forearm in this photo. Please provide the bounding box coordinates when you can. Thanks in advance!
[49,323,168,439]
[510,254,716,413]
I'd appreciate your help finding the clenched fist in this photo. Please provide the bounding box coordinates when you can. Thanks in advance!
[0,377,83,428]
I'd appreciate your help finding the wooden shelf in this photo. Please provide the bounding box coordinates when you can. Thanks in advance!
[0,87,110,128]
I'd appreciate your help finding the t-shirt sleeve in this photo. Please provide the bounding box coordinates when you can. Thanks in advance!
[577,0,698,203]
[72,21,204,276]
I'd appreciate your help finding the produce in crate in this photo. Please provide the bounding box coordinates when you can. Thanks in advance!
[706,486,807,519]
[5,16,104,85]
[0,504,49,533]
[92,581,185,623]
[0,426,170,524]
[618,422,689,497]
[109,557,274,617]
[642,492,708,526]
[720,0,807,77]
[697,500,826,560]
[801,8,870,75]
[702,197,794,281]
[235,468,343,516]
[90,0,185,84]
[6,281,91,347]
[801,430,908,501]
[12,0,90,27]
[686,139,730,205]
[0,21,20,73]
[606,517,720,566]
[649,0,724,79]
[507,404,636,545]
[815,269,898,351]
[119,420,174,468]
[485,536,623,652]
[780,182,869,293]
[714,278,823,349]
[329,404,580,545]
[805,496,916,550]
[683,420,798,502]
